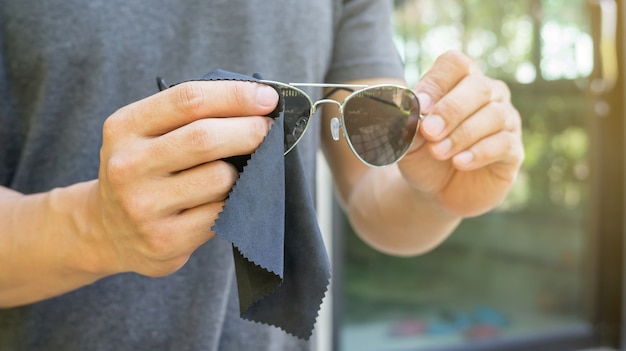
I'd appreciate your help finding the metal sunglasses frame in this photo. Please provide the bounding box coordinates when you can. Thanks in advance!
[261,80,423,167]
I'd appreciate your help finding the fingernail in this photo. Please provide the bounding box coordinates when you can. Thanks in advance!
[454,151,474,165]
[422,115,445,138]
[432,138,451,157]
[257,85,278,107]
[417,92,432,112]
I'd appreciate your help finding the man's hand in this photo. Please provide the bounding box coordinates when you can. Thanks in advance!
[400,50,524,217]
[90,80,278,277]
[322,51,524,256]
[0,80,279,307]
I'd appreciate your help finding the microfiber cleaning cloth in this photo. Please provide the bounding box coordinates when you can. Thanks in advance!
[161,69,330,340]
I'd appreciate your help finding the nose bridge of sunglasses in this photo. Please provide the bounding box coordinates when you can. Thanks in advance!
[310,98,342,111]
[308,98,344,143]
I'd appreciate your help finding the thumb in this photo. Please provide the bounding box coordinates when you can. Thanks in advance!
[413,50,474,114]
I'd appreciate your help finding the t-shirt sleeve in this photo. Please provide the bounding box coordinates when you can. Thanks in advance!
[325,0,405,83]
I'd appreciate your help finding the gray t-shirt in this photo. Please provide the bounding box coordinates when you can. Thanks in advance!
[0,1,403,350]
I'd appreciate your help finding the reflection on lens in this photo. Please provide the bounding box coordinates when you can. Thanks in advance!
[280,86,312,153]
[343,86,420,166]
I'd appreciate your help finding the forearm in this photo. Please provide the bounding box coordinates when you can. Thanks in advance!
[0,181,110,308]
[324,52,523,257]
[344,166,461,256]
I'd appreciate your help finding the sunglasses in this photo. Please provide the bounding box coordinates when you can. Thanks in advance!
[262,81,422,167]
[157,77,422,167]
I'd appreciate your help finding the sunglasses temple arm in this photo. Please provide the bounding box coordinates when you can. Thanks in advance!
[156,77,170,91]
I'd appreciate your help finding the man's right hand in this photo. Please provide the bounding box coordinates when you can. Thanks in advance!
[0,80,277,307]
[91,80,278,277]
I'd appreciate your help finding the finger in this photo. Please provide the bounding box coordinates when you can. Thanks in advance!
[489,78,512,103]
[111,80,279,137]
[420,73,496,142]
[428,102,507,160]
[451,131,525,174]
[172,200,224,250]
[160,161,238,213]
[108,160,237,222]
[144,116,274,173]
[141,201,224,262]
[413,50,473,113]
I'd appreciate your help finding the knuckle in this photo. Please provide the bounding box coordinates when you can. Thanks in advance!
[121,192,154,224]
[102,109,129,141]
[471,75,493,101]
[420,72,451,101]
[419,51,473,99]
[489,102,509,129]
[454,124,474,148]
[508,131,525,159]
[209,162,239,192]
[436,97,464,121]
[102,117,118,141]
[188,121,218,151]
[493,79,512,100]
[175,82,206,115]
[501,132,515,153]
[496,132,522,164]
[496,102,522,132]
[434,50,472,78]
[230,82,251,105]
[105,153,137,186]
[439,50,472,67]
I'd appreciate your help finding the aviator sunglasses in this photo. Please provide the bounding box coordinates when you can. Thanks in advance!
[263,81,422,167]
[157,78,422,167]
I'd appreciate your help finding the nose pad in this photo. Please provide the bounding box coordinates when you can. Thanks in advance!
[330,117,341,141]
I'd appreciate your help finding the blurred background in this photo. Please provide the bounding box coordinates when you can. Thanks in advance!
[328,0,625,350]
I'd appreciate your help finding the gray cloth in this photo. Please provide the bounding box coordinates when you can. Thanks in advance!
[167,69,331,340]
[0,0,404,350]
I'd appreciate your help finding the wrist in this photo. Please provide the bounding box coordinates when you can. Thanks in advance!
[0,182,119,307]
[48,180,120,278]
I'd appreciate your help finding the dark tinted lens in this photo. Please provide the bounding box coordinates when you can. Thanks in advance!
[343,86,420,166]
[279,86,312,153]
